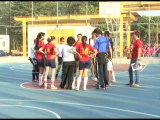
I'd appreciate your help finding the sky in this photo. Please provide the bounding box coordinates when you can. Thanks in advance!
[136,10,160,16]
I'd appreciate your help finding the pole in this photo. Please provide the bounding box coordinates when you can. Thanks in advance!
[148,2,151,56]
[85,1,88,35]
[9,1,11,54]
[56,1,59,43]
[32,1,33,26]
[157,24,158,48]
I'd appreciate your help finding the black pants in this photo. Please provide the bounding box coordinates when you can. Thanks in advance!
[29,57,39,80]
[60,61,75,89]
[97,53,109,88]
[98,63,108,88]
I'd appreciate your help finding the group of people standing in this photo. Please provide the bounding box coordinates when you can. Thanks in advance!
[28,28,142,91]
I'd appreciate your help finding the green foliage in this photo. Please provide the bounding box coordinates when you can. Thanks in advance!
[0,1,159,51]
[131,16,160,44]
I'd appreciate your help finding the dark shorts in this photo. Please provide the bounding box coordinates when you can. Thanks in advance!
[58,57,63,65]
[45,60,56,68]
[37,59,44,67]
[79,60,91,70]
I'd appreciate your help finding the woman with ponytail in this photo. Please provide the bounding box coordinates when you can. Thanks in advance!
[76,36,97,91]
[34,32,46,87]
[43,36,57,89]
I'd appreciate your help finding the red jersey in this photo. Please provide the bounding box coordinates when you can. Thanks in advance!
[35,40,45,59]
[74,41,81,50]
[45,43,56,60]
[77,43,95,62]
[132,39,142,59]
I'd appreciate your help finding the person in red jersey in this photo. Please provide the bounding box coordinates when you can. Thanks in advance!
[34,32,46,87]
[75,36,97,91]
[127,30,142,87]
[43,36,57,89]
[72,33,82,89]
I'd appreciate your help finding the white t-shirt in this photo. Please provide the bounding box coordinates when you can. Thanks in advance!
[62,44,75,62]
[56,44,65,57]
[28,44,35,58]
[87,38,95,47]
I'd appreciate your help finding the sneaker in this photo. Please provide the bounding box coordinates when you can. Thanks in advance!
[44,86,47,89]
[131,84,140,87]
[75,89,79,91]
[72,86,76,90]
[96,85,101,89]
[125,83,132,86]
[47,76,51,79]
[83,87,87,91]
[111,80,116,83]
[91,77,97,81]
[51,85,57,89]
[32,79,37,82]
[105,84,110,88]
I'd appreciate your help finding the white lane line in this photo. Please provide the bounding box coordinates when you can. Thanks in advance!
[0,100,159,118]
[0,105,61,119]
[140,64,148,72]
[10,66,14,70]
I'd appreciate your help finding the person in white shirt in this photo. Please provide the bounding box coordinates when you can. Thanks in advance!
[104,31,116,84]
[55,37,65,79]
[88,31,98,82]
[59,36,78,90]
[28,42,39,82]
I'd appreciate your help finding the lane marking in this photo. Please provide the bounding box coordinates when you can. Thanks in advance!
[140,64,148,72]
[0,100,159,118]
[10,66,14,70]
[0,105,61,119]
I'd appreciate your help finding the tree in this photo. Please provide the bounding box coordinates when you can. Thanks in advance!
[131,16,160,45]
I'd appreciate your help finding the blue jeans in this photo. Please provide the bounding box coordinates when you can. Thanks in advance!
[128,59,140,84]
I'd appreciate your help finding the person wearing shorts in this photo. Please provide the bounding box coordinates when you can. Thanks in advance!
[43,36,57,89]
[28,42,39,82]
[72,33,82,89]
[34,32,46,87]
[76,36,97,91]
[107,58,116,85]
[104,31,116,84]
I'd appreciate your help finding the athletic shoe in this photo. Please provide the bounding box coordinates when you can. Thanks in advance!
[32,79,37,82]
[94,78,97,81]
[47,76,51,79]
[125,83,132,86]
[51,85,57,90]
[111,80,116,83]
[131,84,140,87]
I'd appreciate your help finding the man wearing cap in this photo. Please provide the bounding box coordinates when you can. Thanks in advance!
[127,30,142,87]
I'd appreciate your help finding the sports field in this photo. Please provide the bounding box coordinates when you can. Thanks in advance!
[0,59,159,118]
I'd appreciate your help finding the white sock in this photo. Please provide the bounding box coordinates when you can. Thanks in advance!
[39,74,43,86]
[72,77,76,89]
[44,80,47,87]
[83,77,88,90]
[112,70,116,81]
[76,77,81,90]
[51,79,54,87]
